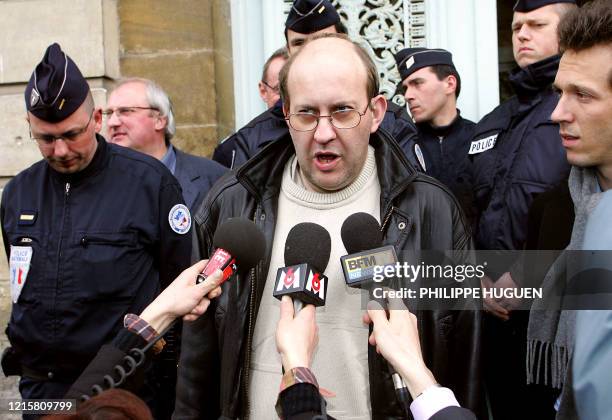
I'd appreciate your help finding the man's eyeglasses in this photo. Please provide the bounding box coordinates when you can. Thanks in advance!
[285,105,370,132]
[101,106,159,119]
[262,80,280,94]
[30,111,94,146]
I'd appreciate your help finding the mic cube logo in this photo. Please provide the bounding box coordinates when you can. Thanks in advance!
[306,269,325,299]
[347,255,377,270]
[276,266,301,291]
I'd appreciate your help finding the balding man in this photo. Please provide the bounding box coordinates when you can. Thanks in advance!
[175,33,482,419]
[212,0,420,171]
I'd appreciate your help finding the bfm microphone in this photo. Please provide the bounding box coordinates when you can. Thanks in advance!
[273,222,331,313]
[340,212,411,415]
[196,218,266,285]
[340,213,397,287]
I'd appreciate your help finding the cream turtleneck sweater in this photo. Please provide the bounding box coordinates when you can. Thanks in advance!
[249,147,381,419]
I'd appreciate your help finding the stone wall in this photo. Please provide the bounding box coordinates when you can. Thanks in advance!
[116,0,234,157]
[0,0,233,402]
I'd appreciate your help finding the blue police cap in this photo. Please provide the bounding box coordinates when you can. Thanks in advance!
[285,0,340,34]
[513,0,576,12]
[25,43,89,122]
[394,48,455,81]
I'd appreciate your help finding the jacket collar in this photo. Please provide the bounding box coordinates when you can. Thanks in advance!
[509,54,560,100]
[417,110,463,138]
[235,128,418,206]
[50,133,110,185]
[173,147,199,209]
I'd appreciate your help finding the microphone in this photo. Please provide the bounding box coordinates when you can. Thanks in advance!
[340,212,411,415]
[196,218,266,285]
[273,222,331,313]
[340,212,398,286]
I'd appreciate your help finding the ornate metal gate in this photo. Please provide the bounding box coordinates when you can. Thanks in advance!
[282,0,427,106]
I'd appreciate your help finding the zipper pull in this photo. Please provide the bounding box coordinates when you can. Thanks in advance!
[65,182,71,196]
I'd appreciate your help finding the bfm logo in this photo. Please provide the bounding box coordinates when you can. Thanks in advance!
[276,266,301,291]
[347,255,376,271]
[306,270,324,299]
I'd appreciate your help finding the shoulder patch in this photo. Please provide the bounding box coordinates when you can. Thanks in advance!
[168,204,192,235]
[468,134,498,155]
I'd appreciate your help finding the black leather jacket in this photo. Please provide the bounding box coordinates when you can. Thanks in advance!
[174,129,483,419]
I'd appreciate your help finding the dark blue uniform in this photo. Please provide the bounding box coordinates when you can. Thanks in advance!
[470,55,570,251]
[415,112,475,220]
[1,136,191,398]
[213,100,422,171]
[470,55,571,420]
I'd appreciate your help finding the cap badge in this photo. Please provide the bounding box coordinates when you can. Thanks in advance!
[30,89,40,107]
[405,56,415,70]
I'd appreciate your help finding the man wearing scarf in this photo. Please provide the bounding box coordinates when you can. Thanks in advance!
[528,1,612,418]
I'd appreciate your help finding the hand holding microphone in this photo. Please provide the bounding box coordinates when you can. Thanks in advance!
[140,260,224,332]
[363,299,437,400]
[340,212,411,413]
[276,296,318,371]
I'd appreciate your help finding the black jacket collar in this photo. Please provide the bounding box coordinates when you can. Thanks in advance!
[417,110,463,138]
[235,128,418,208]
[509,54,560,100]
[50,133,110,186]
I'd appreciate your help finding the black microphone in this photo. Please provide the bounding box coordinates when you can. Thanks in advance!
[273,222,331,313]
[340,212,411,415]
[340,213,398,287]
[196,218,266,285]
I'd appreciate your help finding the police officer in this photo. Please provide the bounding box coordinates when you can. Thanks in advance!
[395,48,475,220]
[467,1,577,419]
[0,43,191,414]
[212,0,421,170]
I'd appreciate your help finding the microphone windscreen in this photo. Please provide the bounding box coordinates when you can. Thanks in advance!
[341,212,382,253]
[213,218,266,270]
[284,223,331,273]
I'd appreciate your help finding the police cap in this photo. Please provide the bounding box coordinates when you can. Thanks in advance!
[395,48,455,81]
[513,0,576,12]
[25,43,89,122]
[285,0,340,34]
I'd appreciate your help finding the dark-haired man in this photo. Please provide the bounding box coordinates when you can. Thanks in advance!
[522,1,612,418]
[175,33,482,419]
[212,0,420,170]
[0,43,190,412]
[395,48,475,219]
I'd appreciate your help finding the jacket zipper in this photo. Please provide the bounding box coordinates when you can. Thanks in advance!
[381,205,394,233]
[53,182,71,339]
[241,209,260,419]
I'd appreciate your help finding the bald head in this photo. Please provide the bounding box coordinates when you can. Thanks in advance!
[279,33,379,108]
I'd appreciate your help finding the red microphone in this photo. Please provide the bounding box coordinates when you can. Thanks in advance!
[196,218,266,285]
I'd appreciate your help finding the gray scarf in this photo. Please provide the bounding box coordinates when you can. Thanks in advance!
[526,166,603,418]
